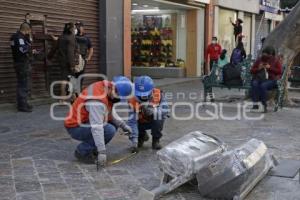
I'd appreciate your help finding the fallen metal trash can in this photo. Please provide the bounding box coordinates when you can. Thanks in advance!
[196,139,275,200]
[138,131,227,200]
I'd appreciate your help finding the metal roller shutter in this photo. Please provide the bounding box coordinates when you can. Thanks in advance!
[0,0,100,104]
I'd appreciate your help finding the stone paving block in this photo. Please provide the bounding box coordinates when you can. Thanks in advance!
[112,175,144,199]
[16,192,43,200]
[42,183,70,194]
[0,144,16,155]
[64,178,91,189]
[38,172,64,184]
[92,177,115,190]
[14,167,36,177]
[0,176,13,187]
[23,139,59,150]
[0,186,16,200]
[99,189,130,200]
[34,150,73,162]
[15,180,41,193]
[62,172,86,180]
[160,194,185,200]
[57,163,81,174]
[0,135,29,146]
[0,154,11,163]
[70,187,100,200]
[44,192,74,200]
[247,176,300,200]
[138,175,160,191]
[14,175,39,183]
[106,169,130,176]
[34,160,58,174]
[12,159,33,168]
[12,147,49,159]
[0,163,12,176]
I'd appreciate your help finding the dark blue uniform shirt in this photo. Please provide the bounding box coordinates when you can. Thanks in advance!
[10,31,31,63]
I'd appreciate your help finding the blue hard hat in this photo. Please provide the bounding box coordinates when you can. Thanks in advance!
[112,76,133,99]
[134,76,154,97]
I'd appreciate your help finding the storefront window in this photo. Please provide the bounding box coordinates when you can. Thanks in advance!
[131,12,186,68]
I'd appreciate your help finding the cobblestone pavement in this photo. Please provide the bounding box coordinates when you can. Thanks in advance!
[0,80,299,200]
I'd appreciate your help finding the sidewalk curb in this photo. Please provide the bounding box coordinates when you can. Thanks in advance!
[0,98,56,112]
[155,78,201,88]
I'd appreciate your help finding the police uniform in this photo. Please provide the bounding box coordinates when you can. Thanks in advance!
[10,31,32,110]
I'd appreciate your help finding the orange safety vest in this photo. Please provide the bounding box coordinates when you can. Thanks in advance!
[129,88,161,123]
[64,81,113,128]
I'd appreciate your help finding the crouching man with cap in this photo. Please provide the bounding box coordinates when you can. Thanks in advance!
[64,76,135,166]
[127,76,169,150]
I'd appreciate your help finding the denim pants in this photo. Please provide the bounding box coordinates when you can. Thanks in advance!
[67,123,116,156]
[138,120,165,140]
[251,79,277,106]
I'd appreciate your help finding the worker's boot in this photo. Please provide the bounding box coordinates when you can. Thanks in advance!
[152,138,162,150]
[131,143,139,153]
[138,132,149,148]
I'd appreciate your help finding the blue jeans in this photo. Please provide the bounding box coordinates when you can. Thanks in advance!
[138,120,165,140]
[251,80,277,106]
[66,123,116,156]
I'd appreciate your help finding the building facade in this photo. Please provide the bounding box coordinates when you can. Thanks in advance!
[212,0,260,58]
[254,0,282,58]
[0,0,130,104]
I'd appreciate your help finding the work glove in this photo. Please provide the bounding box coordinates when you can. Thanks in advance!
[121,124,133,136]
[141,104,155,117]
[96,151,107,170]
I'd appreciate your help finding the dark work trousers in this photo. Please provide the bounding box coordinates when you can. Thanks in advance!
[14,61,31,108]
[251,79,277,106]
[138,119,165,140]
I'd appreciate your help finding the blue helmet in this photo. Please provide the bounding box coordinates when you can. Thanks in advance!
[134,76,154,97]
[112,76,133,99]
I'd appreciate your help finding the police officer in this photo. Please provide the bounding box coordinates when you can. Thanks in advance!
[75,22,94,77]
[10,22,35,112]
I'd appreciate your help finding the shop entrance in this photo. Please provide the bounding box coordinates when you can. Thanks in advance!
[131,0,205,78]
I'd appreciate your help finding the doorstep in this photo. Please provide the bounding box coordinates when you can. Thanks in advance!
[132,66,186,78]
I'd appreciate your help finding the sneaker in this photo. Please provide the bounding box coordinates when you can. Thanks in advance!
[74,150,96,164]
[152,139,162,150]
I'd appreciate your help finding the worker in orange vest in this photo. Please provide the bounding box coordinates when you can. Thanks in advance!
[127,76,169,150]
[64,76,134,166]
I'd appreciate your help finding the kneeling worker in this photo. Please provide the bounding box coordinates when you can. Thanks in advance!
[64,76,135,166]
[128,76,169,150]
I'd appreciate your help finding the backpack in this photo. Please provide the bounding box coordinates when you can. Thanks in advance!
[231,48,243,65]
[222,63,243,86]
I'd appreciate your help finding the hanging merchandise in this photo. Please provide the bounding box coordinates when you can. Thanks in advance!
[131,23,176,67]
